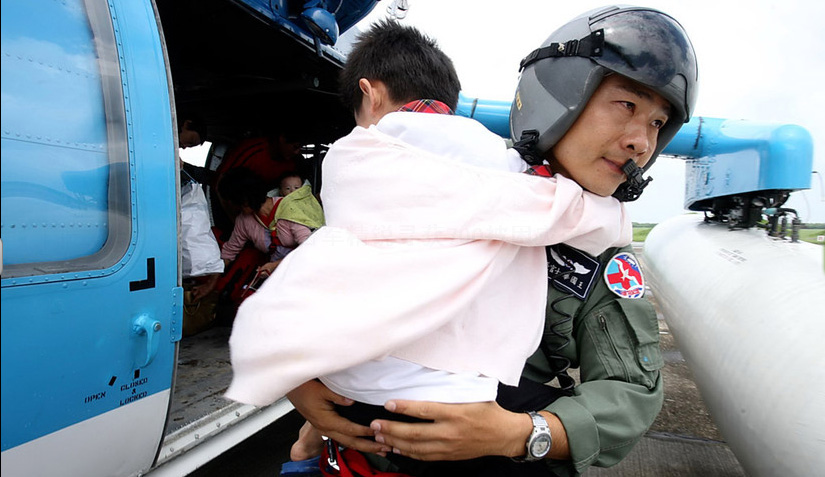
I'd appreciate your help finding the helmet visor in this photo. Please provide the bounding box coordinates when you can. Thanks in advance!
[591,9,697,119]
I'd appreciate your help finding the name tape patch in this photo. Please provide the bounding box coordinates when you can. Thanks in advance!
[546,244,600,300]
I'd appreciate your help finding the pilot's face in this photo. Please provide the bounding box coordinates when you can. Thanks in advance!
[549,75,671,197]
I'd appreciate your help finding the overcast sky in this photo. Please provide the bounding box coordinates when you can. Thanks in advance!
[352,0,825,223]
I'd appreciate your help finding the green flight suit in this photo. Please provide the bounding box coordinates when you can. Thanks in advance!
[363,243,663,477]
[525,244,664,476]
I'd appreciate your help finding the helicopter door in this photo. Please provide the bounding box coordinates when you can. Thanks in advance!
[1,0,181,475]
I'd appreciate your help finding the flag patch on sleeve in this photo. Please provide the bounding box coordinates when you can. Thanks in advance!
[603,252,645,299]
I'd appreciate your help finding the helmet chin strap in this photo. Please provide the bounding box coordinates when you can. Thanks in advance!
[512,130,545,166]
[613,159,653,202]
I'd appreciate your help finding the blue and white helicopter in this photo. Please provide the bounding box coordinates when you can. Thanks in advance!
[2,1,379,475]
[2,1,822,476]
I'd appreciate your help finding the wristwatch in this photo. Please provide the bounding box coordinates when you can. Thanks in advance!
[514,411,552,462]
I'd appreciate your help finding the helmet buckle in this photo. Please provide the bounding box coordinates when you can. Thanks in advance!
[512,130,543,166]
[559,39,578,54]
[519,29,605,71]
[613,159,653,202]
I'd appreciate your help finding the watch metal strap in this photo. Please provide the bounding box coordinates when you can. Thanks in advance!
[529,411,549,431]
[513,411,551,462]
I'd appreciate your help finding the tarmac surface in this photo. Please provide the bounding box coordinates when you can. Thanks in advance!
[189,243,747,476]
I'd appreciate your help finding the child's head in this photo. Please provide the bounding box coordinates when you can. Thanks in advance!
[338,19,461,117]
[279,172,303,197]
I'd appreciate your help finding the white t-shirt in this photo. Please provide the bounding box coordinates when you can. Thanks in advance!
[321,358,499,405]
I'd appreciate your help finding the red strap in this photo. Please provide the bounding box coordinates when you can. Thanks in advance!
[526,164,553,177]
[320,441,411,477]
[263,197,284,251]
[257,197,281,229]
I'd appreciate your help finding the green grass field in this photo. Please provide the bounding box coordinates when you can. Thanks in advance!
[632,225,825,245]
[632,227,654,242]
[799,228,825,245]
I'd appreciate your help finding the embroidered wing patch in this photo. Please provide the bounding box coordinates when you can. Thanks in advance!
[603,252,645,299]
[546,244,600,300]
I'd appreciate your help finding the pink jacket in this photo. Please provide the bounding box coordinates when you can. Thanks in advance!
[220,211,271,261]
[226,113,631,406]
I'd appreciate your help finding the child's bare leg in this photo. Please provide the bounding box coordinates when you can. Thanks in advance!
[290,420,325,461]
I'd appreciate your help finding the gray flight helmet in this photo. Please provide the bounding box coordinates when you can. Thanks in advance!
[510,5,698,199]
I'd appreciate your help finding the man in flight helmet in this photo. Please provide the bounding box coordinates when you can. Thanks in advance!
[283,6,699,476]
[512,5,697,202]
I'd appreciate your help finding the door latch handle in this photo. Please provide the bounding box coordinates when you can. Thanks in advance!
[132,314,162,368]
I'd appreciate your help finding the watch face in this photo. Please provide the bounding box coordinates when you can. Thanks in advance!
[530,434,552,457]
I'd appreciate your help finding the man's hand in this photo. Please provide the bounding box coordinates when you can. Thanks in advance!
[371,400,570,461]
[258,260,282,276]
[286,380,390,455]
[369,400,529,461]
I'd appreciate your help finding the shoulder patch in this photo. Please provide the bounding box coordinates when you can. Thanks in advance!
[546,244,600,300]
[603,252,645,299]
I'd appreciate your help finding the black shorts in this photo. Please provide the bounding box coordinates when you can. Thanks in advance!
[333,377,569,477]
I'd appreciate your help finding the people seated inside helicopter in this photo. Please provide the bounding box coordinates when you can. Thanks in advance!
[201,167,324,318]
